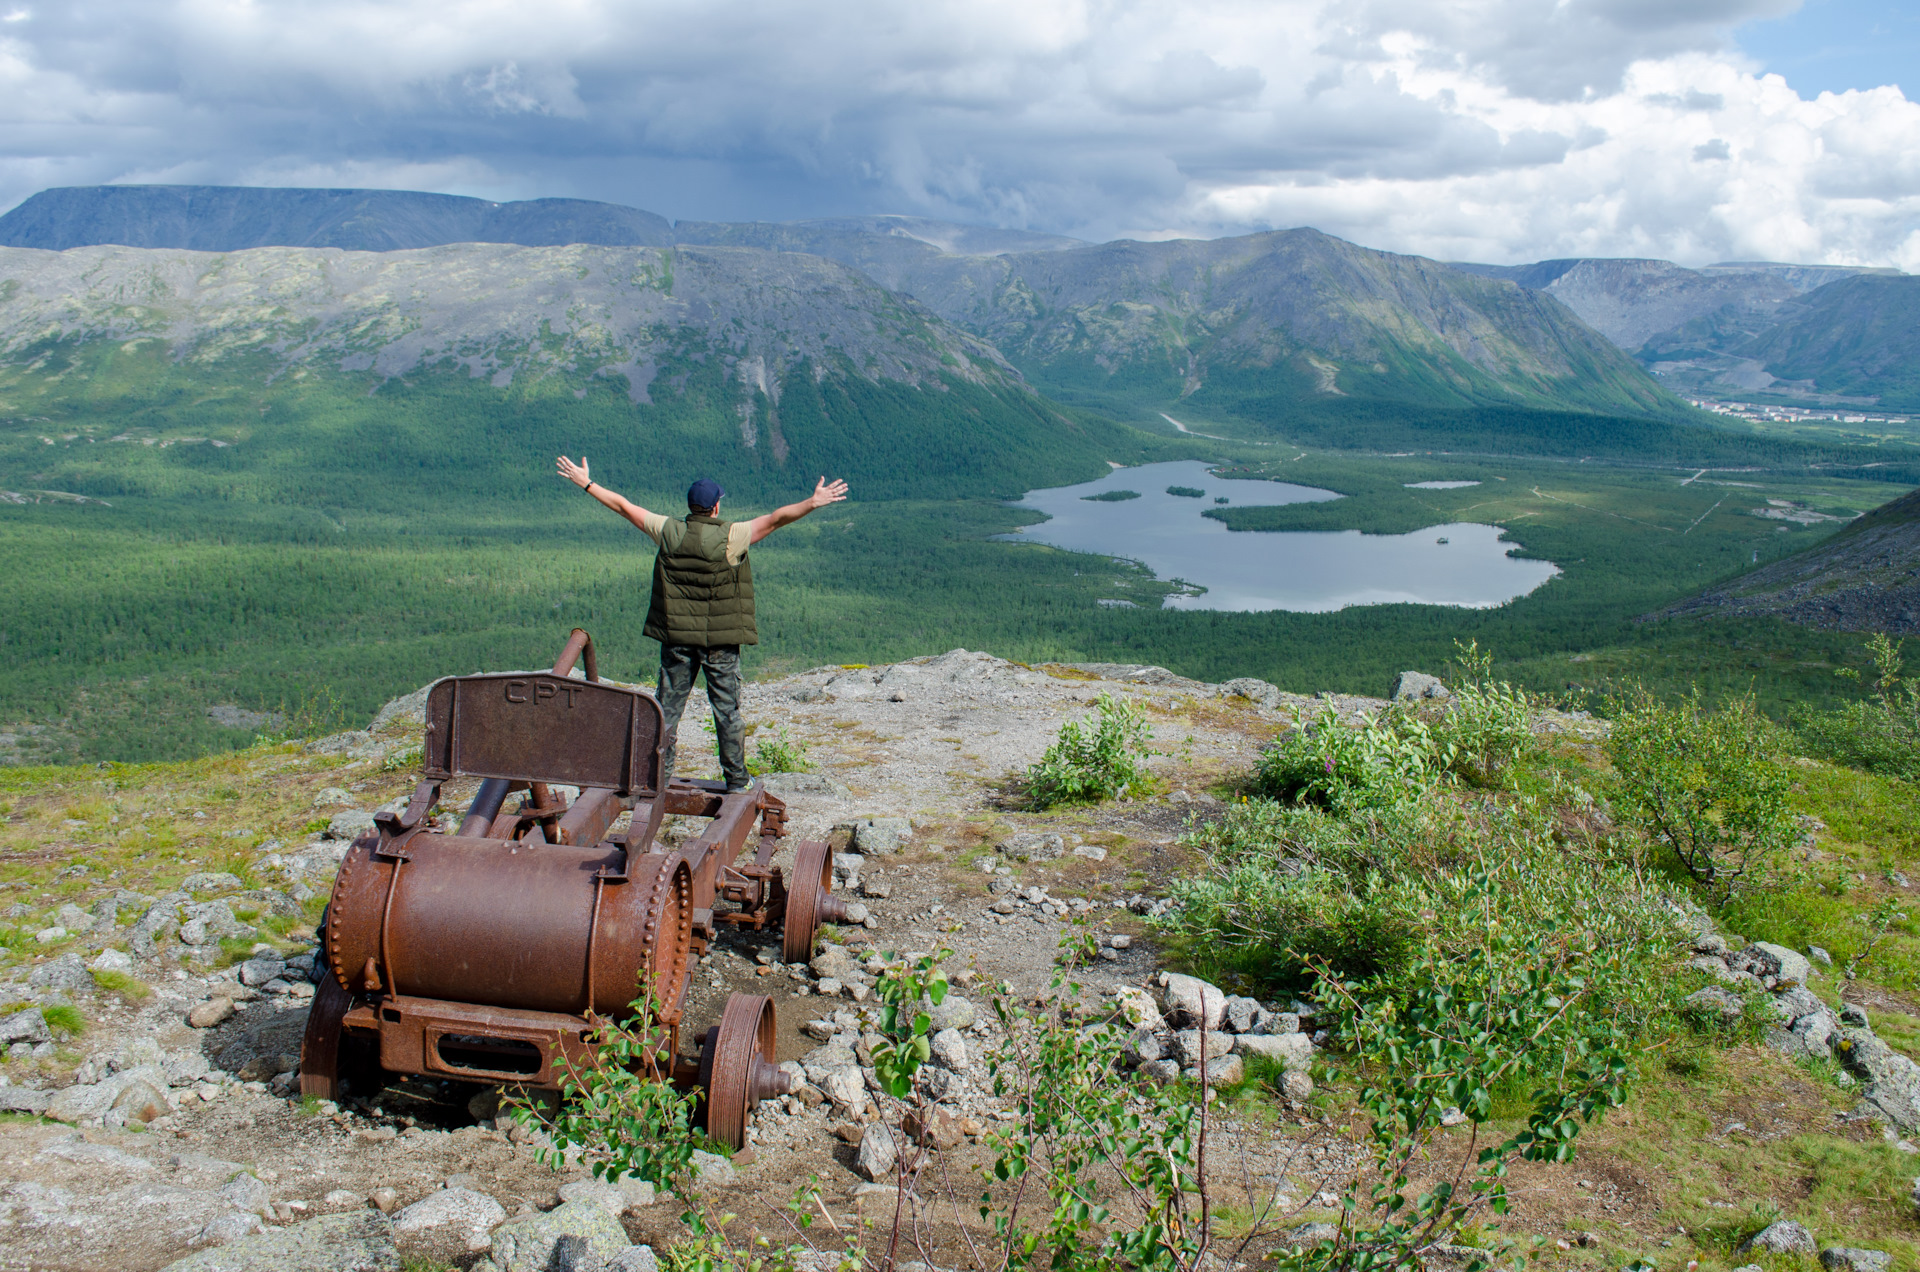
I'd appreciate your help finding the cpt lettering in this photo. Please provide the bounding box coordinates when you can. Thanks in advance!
[503,678,584,707]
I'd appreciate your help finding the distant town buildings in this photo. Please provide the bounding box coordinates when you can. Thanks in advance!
[1687,399,1911,428]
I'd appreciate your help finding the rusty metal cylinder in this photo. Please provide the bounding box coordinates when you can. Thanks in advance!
[324,834,692,1023]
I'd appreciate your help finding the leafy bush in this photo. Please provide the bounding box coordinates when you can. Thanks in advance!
[1429,641,1538,788]
[1605,687,1796,896]
[1793,633,1920,782]
[1248,705,1436,813]
[1293,873,1636,1271]
[746,727,812,776]
[1026,691,1153,810]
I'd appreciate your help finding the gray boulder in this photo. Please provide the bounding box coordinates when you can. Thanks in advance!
[1737,1220,1817,1257]
[1836,1028,1920,1131]
[0,1007,51,1045]
[1683,987,1745,1024]
[998,832,1065,862]
[1820,1249,1892,1272]
[850,817,911,854]
[1390,672,1449,701]
[488,1199,629,1272]
[1753,942,1815,987]
[690,1150,737,1186]
[1231,1033,1315,1072]
[325,810,377,841]
[925,994,976,1032]
[1155,973,1227,1030]
[1172,1029,1233,1068]
[0,1086,51,1114]
[181,872,246,894]
[393,1187,506,1250]
[370,684,434,732]
[160,1210,401,1271]
[28,953,92,993]
[1223,995,1262,1034]
[1218,678,1284,709]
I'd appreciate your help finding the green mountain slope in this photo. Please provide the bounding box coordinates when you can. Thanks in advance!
[1734,276,1920,411]
[0,242,1124,502]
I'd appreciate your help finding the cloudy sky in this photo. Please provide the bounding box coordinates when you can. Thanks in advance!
[2,0,1916,268]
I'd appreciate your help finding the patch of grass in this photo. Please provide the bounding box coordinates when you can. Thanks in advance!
[90,968,151,1000]
[40,1003,84,1037]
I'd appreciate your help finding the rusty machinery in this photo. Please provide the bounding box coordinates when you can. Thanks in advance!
[301,630,847,1147]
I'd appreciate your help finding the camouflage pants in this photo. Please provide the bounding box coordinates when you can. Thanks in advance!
[656,644,748,791]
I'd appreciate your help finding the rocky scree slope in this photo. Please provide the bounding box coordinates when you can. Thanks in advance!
[1658,486,1920,634]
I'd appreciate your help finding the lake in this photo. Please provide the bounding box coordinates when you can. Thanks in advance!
[1003,461,1560,613]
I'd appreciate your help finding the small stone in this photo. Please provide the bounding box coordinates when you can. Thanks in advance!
[903,1106,963,1150]
[1683,987,1744,1024]
[608,1247,661,1272]
[1109,934,1133,950]
[691,1150,736,1185]
[1808,946,1834,969]
[324,1189,361,1206]
[89,948,135,974]
[1439,1107,1468,1127]
[856,1123,898,1180]
[929,1028,969,1071]
[1231,1032,1315,1071]
[1072,845,1108,861]
[1819,1249,1891,1272]
[1279,1070,1314,1103]
[1138,1058,1181,1084]
[369,1186,400,1213]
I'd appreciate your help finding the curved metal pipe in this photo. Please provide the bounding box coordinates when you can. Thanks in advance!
[552,628,599,682]
[458,777,514,838]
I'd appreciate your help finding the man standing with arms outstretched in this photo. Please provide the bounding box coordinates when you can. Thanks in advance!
[555,456,849,792]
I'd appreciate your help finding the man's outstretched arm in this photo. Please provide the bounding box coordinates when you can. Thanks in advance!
[746,477,849,544]
[556,455,658,532]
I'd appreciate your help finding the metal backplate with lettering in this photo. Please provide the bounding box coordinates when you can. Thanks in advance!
[422,674,664,793]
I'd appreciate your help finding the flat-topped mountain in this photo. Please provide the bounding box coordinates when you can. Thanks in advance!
[0,185,674,252]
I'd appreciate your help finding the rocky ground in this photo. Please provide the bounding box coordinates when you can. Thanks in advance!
[0,650,1905,1272]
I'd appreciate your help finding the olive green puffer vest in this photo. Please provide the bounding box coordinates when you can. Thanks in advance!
[643,514,758,647]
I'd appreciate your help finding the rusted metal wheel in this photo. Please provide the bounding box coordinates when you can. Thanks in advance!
[781,839,837,964]
[299,972,352,1101]
[698,994,788,1150]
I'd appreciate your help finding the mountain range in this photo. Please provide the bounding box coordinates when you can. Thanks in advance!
[0,184,1682,443]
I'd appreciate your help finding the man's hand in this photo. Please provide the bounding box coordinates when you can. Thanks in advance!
[809,476,850,510]
[557,455,591,488]
[749,475,852,544]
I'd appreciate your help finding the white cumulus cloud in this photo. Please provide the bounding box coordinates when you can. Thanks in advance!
[0,0,1913,268]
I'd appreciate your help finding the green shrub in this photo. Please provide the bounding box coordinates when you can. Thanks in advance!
[1605,686,1797,896]
[1793,633,1920,782]
[1429,640,1539,788]
[1248,705,1436,813]
[746,727,812,776]
[1026,691,1153,810]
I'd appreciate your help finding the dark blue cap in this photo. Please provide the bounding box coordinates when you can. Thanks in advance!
[687,477,725,509]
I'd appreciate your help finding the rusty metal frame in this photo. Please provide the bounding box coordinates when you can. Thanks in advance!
[304,629,811,1146]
